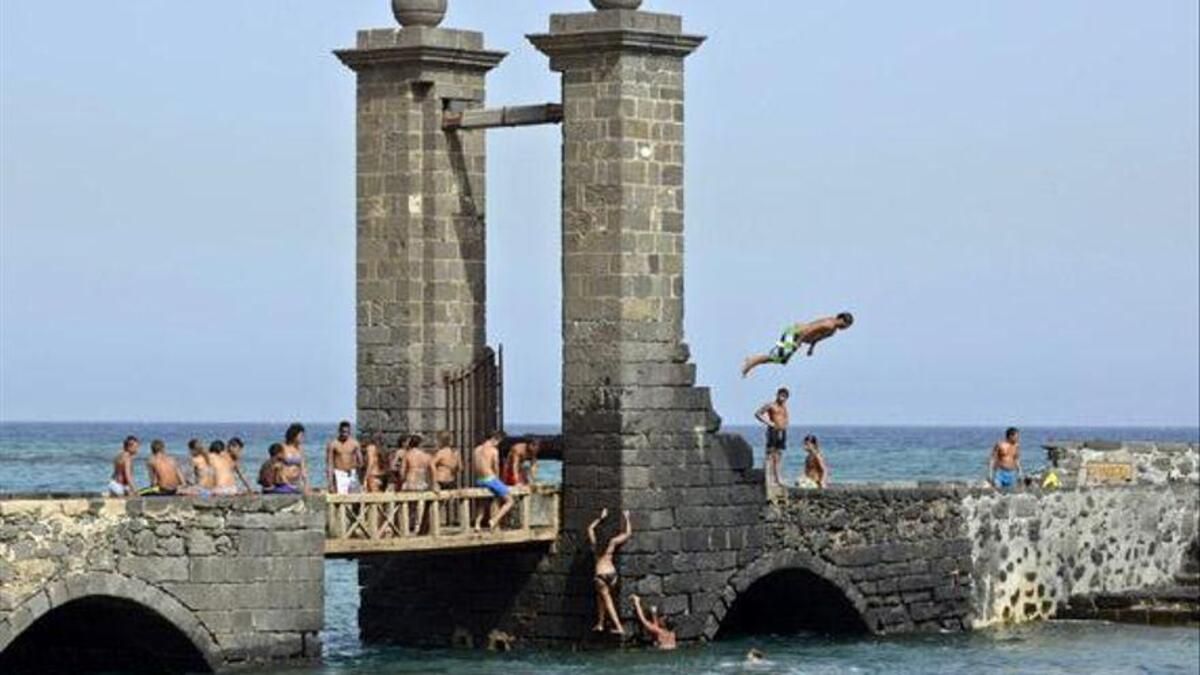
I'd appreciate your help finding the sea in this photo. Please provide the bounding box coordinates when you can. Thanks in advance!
[1,422,1197,674]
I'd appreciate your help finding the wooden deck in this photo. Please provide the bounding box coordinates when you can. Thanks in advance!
[324,484,560,556]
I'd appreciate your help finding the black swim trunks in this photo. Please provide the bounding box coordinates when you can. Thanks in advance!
[766,427,787,451]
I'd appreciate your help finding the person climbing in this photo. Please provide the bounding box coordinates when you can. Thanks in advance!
[588,508,632,635]
[741,312,854,377]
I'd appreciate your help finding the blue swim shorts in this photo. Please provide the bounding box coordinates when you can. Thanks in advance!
[478,476,511,499]
[994,468,1017,490]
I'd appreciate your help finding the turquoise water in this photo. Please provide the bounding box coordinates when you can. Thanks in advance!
[2,422,1198,673]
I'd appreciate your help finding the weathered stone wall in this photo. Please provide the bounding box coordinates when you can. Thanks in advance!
[964,484,1199,626]
[746,484,976,634]
[0,496,325,670]
[1044,441,1199,486]
[338,27,504,442]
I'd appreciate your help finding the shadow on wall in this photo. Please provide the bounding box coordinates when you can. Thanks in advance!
[716,568,869,638]
[0,596,212,674]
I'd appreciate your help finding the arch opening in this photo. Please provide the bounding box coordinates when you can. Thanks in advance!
[716,568,869,638]
[0,595,213,674]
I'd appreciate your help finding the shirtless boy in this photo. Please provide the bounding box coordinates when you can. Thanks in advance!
[108,436,140,497]
[431,431,461,490]
[207,440,242,496]
[472,431,514,531]
[755,388,790,487]
[588,508,632,635]
[187,438,214,491]
[400,435,434,491]
[326,421,363,494]
[989,427,1023,491]
[741,312,854,377]
[141,439,186,496]
[630,594,676,650]
[258,443,284,492]
[226,437,254,493]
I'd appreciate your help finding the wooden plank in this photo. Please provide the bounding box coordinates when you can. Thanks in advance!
[325,526,559,556]
[443,104,564,131]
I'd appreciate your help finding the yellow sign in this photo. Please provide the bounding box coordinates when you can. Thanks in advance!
[1084,462,1133,484]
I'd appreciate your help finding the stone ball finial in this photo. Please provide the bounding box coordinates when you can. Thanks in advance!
[392,0,447,27]
[591,0,643,9]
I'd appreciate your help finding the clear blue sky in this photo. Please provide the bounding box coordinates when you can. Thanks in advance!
[1,1,1197,426]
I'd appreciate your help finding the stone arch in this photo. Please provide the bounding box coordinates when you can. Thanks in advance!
[704,549,873,640]
[0,571,221,672]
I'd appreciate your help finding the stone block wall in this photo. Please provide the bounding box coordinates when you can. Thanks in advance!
[339,27,504,442]
[964,484,1199,626]
[0,496,325,670]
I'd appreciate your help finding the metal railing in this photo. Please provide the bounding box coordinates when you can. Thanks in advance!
[443,345,503,487]
[324,484,559,556]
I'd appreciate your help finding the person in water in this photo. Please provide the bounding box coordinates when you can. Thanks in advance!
[588,508,632,635]
[107,436,140,497]
[431,431,461,490]
[140,439,186,496]
[755,388,790,487]
[741,312,854,377]
[989,427,1023,491]
[472,431,515,531]
[258,443,284,492]
[277,423,311,494]
[326,420,363,494]
[630,594,676,650]
[800,434,829,488]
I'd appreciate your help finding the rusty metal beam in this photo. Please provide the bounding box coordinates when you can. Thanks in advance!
[443,103,563,131]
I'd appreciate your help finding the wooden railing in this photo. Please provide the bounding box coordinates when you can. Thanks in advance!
[324,484,559,556]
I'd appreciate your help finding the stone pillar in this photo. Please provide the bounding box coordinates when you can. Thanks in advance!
[531,3,763,640]
[337,8,505,443]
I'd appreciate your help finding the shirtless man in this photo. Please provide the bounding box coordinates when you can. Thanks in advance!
[741,312,854,377]
[186,438,214,491]
[431,431,461,490]
[400,435,434,491]
[502,438,542,486]
[472,431,514,531]
[755,388,790,487]
[107,436,140,497]
[989,427,1023,491]
[630,594,676,650]
[802,434,829,488]
[325,421,363,494]
[207,440,242,496]
[140,439,185,496]
[258,443,284,492]
[361,437,385,493]
[588,508,632,634]
[226,437,254,493]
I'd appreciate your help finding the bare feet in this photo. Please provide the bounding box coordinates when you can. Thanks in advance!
[592,624,605,632]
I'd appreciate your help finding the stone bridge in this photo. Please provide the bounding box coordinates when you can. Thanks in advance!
[0,495,324,672]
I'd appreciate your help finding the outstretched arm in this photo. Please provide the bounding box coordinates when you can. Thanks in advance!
[630,595,656,634]
[609,510,633,549]
[587,508,607,546]
[235,464,252,494]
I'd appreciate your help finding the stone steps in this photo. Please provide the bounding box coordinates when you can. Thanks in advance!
[1060,586,1199,626]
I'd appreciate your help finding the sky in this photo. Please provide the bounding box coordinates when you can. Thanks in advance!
[1,1,1197,427]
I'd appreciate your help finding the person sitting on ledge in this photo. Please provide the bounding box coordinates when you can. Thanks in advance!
[630,594,676,650]
[107,435,140,497]
[473,431,515,531]
[259,442,284,493]
[140,439,185,496]
[207,440,242,496]
[741,312,854,378]
[988,427,1023,491]
[226,437,254,493]
[798,434,829,489]
[588,508,632,635]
